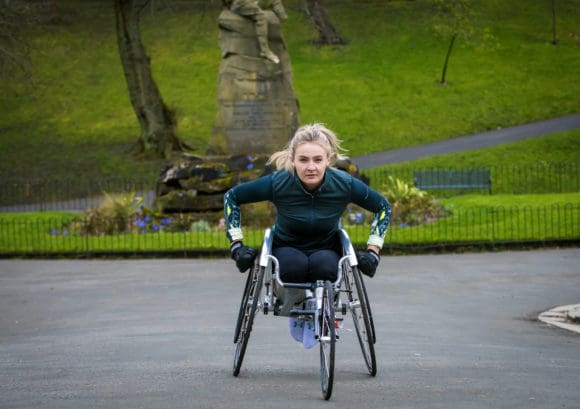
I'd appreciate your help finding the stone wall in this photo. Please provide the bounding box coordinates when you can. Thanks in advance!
[154,154,270,213]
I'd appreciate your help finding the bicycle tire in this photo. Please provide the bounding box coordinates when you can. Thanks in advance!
[233,265,264,377]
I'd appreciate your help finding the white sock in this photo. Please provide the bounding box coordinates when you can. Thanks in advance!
[302,321,317,349]
[289,317,304,342]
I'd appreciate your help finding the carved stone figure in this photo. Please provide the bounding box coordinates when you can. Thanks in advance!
[211,0,300,156]
[223,0,288,64]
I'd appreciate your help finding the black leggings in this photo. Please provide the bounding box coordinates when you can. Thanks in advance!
[272,246,340,283]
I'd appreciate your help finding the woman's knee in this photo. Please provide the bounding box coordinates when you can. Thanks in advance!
[308,250,340,281]
[273,247,308,282]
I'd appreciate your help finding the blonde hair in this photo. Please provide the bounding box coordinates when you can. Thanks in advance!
[268,123,348,172]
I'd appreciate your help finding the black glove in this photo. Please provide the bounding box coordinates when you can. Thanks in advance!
[230,241,258,273]
[357,250,380,278]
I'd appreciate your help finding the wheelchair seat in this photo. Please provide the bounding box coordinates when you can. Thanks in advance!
[257,227,357,317]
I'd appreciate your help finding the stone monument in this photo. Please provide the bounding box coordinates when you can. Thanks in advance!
[210,0,300,155]
[154,1,302,214]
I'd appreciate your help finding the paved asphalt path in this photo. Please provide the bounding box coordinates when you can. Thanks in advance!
[1,250,579,409]
[352,113,580,168]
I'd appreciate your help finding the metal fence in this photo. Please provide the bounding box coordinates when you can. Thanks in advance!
[0,164,578,213]
[361,163,580,195]
[0,178,156,212]
[0,165,578,256]
[1,204,578,257]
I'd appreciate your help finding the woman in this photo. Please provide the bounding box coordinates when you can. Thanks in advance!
[223,123,391,282]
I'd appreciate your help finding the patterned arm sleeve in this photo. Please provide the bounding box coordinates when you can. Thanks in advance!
[350,178,392,249]
[223,174,274,243]
[224,189,243,243]
[367,198,391,249]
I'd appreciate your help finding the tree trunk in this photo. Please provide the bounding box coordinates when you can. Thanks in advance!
[440,33,457,84]
[114,0,187,158]
[0,3,30,77]
[551,0,558,45]
[41,0,63,24]
[303,0,346,45]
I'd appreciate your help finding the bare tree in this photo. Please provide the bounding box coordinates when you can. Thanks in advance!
[0,1,30,78]
[551,0,558,45]
[303,0,346,45]
[113,0,188,158]
[433,0,496,84]
[39,0,64,24]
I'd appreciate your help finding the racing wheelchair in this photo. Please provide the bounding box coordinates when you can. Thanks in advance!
[232,227,377,400]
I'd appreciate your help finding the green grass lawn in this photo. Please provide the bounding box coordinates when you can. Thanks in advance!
[444,192,580,208]
[1,0,579,183]
[363,128,580,194]
[1,1,578,255]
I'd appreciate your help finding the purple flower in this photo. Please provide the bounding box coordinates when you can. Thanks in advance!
[134,219,147,228]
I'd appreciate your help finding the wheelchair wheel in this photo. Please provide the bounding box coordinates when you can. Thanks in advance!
[319,280,336,400]
[233,264,264,377]
[357,270,377,345]
[233,268,253,344]
[345,265,377,376]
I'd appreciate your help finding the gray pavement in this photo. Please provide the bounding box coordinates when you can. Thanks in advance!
[1,250,579,409]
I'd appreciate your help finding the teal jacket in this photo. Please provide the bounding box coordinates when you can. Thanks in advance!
[224,168,391,251]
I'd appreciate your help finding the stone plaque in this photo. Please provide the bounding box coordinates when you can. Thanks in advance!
[219,100,295,153]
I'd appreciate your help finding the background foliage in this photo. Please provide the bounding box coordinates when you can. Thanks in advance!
[1,0,579,183]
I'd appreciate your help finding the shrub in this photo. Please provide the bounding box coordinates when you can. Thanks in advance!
[72,191,144,235]
[62,191,226,236]
[190,219,212,232]
[381,176,450,226]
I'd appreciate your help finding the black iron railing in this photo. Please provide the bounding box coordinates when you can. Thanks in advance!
[1,204,578,256]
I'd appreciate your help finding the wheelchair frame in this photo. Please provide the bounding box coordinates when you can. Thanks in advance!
[232,227,376,400]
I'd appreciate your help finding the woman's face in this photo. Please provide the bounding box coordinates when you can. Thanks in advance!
[291,142,330,191]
